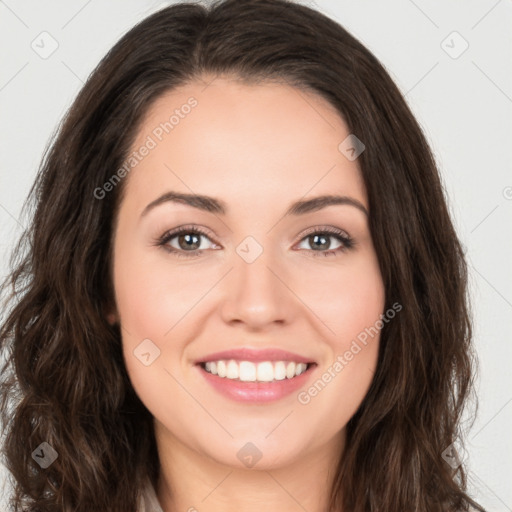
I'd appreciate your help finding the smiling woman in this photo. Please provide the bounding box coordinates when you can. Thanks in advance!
[0,1,486,512]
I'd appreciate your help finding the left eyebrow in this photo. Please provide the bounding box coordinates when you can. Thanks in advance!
[140,191,368,219]
[286,194,368,217]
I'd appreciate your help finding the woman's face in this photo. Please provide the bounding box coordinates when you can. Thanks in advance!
[111,76,385,470]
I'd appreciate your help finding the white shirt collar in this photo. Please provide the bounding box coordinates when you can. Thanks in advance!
[139,477,164,512]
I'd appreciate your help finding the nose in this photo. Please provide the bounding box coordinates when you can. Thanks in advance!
[219,246,297,331]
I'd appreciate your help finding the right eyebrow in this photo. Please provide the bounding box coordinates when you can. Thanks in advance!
[140,191,227,218]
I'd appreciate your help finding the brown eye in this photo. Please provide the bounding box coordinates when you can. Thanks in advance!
[162,230,214,252]
[156,225,219,258]
[295,227,354,257]
[306,233,336,251]
[175,232,202,251]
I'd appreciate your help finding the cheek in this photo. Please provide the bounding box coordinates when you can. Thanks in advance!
[293,252,384,416]
[297,276,384,436]
[113,246,206,341]
[114,254,189,421]
[113,246,213,398]
[295,253,385,343]
[299,342,379,442]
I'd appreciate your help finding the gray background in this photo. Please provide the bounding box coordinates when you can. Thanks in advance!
[1,0,511,510]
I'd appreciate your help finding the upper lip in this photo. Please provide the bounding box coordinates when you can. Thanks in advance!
[194,348,315,364]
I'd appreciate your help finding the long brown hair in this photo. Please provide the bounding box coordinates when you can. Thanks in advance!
[0,0,486,510]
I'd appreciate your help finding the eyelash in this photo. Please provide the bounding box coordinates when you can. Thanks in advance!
[154,224,355,259]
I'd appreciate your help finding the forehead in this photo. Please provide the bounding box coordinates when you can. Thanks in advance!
[122,76,367,215]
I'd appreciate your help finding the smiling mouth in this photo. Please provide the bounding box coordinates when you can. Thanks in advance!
[198,360,316,383]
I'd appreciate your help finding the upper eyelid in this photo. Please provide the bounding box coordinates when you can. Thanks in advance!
[299,225,351,239]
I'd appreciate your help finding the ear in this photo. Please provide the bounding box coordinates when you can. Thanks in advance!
[106,312,118,325]
[104,300,119,326]
[103,286,119,325]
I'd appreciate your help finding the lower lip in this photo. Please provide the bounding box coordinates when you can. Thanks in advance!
[196,363,316,403]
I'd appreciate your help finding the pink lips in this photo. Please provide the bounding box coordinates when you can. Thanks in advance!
[194,347,317,403]
[194,347,315,365]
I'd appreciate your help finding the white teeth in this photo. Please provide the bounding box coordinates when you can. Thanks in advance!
[226,360,239,379]
[274,361,287,380]
[217,360,227,378]
[239,361,256,381]
[202,359,310,382]
[256,361,274,382]
[286,362,296,379]
[295,363,307,376]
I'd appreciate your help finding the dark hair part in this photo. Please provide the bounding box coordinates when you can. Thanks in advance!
[1,0,485,510]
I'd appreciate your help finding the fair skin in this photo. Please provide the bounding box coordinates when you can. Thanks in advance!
[110,75,385,512]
